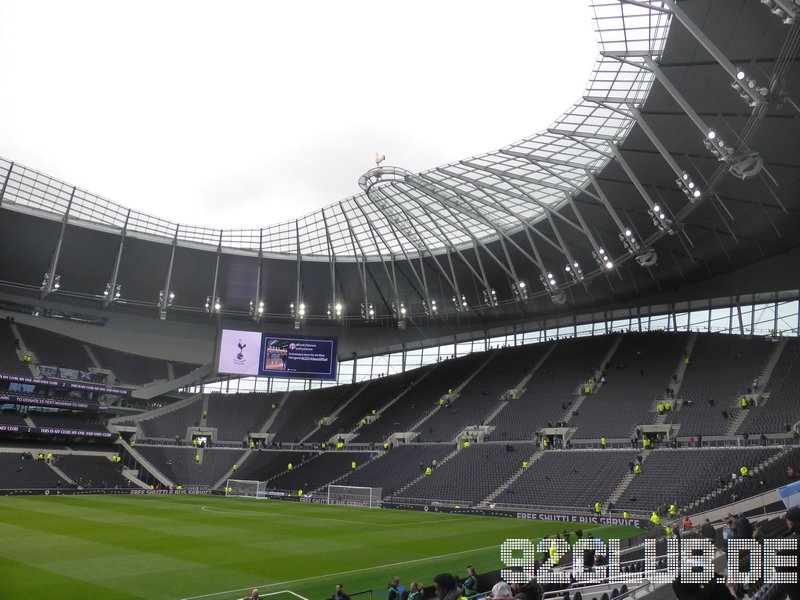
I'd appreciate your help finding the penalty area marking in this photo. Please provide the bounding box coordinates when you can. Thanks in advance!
[178,543,501,600]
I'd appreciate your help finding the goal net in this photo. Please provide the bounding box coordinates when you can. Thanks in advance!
[327,484,382,508]
[226,479,266,498]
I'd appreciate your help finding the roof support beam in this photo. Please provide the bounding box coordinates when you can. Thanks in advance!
[41,186,74,299]
[103,208,129,309]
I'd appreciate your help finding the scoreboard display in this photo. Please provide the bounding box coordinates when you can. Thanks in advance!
[217,329,337,380]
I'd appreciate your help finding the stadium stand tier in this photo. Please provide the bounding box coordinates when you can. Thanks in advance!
[15,323,94,372]
[1,331,799,521]
[269,384,359,443]
[568,332,689,438]
[489,336,613,439]
[0,318,30,376]
[736,338,800,435]
[357,351,491,443]
[673,334,773,436]
[206,391,277,442]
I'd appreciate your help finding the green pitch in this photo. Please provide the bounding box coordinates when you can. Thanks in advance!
[0,495,639,600]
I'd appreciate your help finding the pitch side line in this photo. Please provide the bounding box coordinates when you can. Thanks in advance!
[178,543,500,600]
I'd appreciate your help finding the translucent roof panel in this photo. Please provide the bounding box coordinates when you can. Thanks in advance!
[0,0,673,261]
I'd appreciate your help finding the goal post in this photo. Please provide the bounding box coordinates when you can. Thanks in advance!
[327,484,382,508]
[226,479,266,498]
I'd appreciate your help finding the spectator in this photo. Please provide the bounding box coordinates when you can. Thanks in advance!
[332,584,351,600]
[407,582,424,600]
[463,566,478,598]
[775,507,800,600]
[434,573,462,600]
[388,577,402,600]
[701,519,716,540]
[490,582,513,599]
[734,514,753,539]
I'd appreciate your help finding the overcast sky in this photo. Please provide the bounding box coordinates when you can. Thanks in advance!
[0,1,598,230]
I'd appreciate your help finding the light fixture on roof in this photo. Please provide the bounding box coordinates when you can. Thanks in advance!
[391,301,407,329]
[290,302,306,319]
[511,281,528,302]
[423,298,438,317]
[157,290,175,320]
[205,296,221,313]
[40,273,61,294]
[619,229,657,267]
[703,130,735,161]
[731,69,769,107]
[249,299,265,321]
[619,229,641,255]
[648,204,677,235]
[482,288,498,307]
[593,248,614,270]
[564,261,584,284]
[540,272,566,305]
[677,171,702,202]
[327,302,344,320]
[104,282,122,303]
[290,301,305,330]
[360,302,375,321]
[761,0,798,24]
[452,293,468,311]
[704,130,763,179]
[391,301,407,319]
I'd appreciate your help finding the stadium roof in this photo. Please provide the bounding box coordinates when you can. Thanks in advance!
[0,0,798,345]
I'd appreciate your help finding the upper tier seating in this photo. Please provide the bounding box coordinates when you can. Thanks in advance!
[270,384,359,443]
[675,335,772,436]
[16,323,93,372]
[0,319,30,376]
[206,392,277,442]
[357,352,492,443]
[423,343,554,441]
[306,370,423,443]
[491,336,615,439]
[569,332,688,438]
[736,339,800,435]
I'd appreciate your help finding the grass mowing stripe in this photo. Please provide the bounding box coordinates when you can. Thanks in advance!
[0,495,640,600]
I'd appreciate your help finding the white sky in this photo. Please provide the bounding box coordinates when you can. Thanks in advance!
[0,1,598,230]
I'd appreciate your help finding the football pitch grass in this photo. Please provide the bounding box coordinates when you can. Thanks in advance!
[0,494,639,600]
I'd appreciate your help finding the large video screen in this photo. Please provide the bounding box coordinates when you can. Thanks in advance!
[217,329,337,380]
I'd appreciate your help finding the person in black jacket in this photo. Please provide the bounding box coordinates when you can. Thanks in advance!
[332,584,351,600]
[733,515,753,540]
[701,519,716,540]
[776,507,800,600]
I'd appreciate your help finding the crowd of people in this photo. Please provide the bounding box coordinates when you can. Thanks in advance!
[295,505,800,600]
